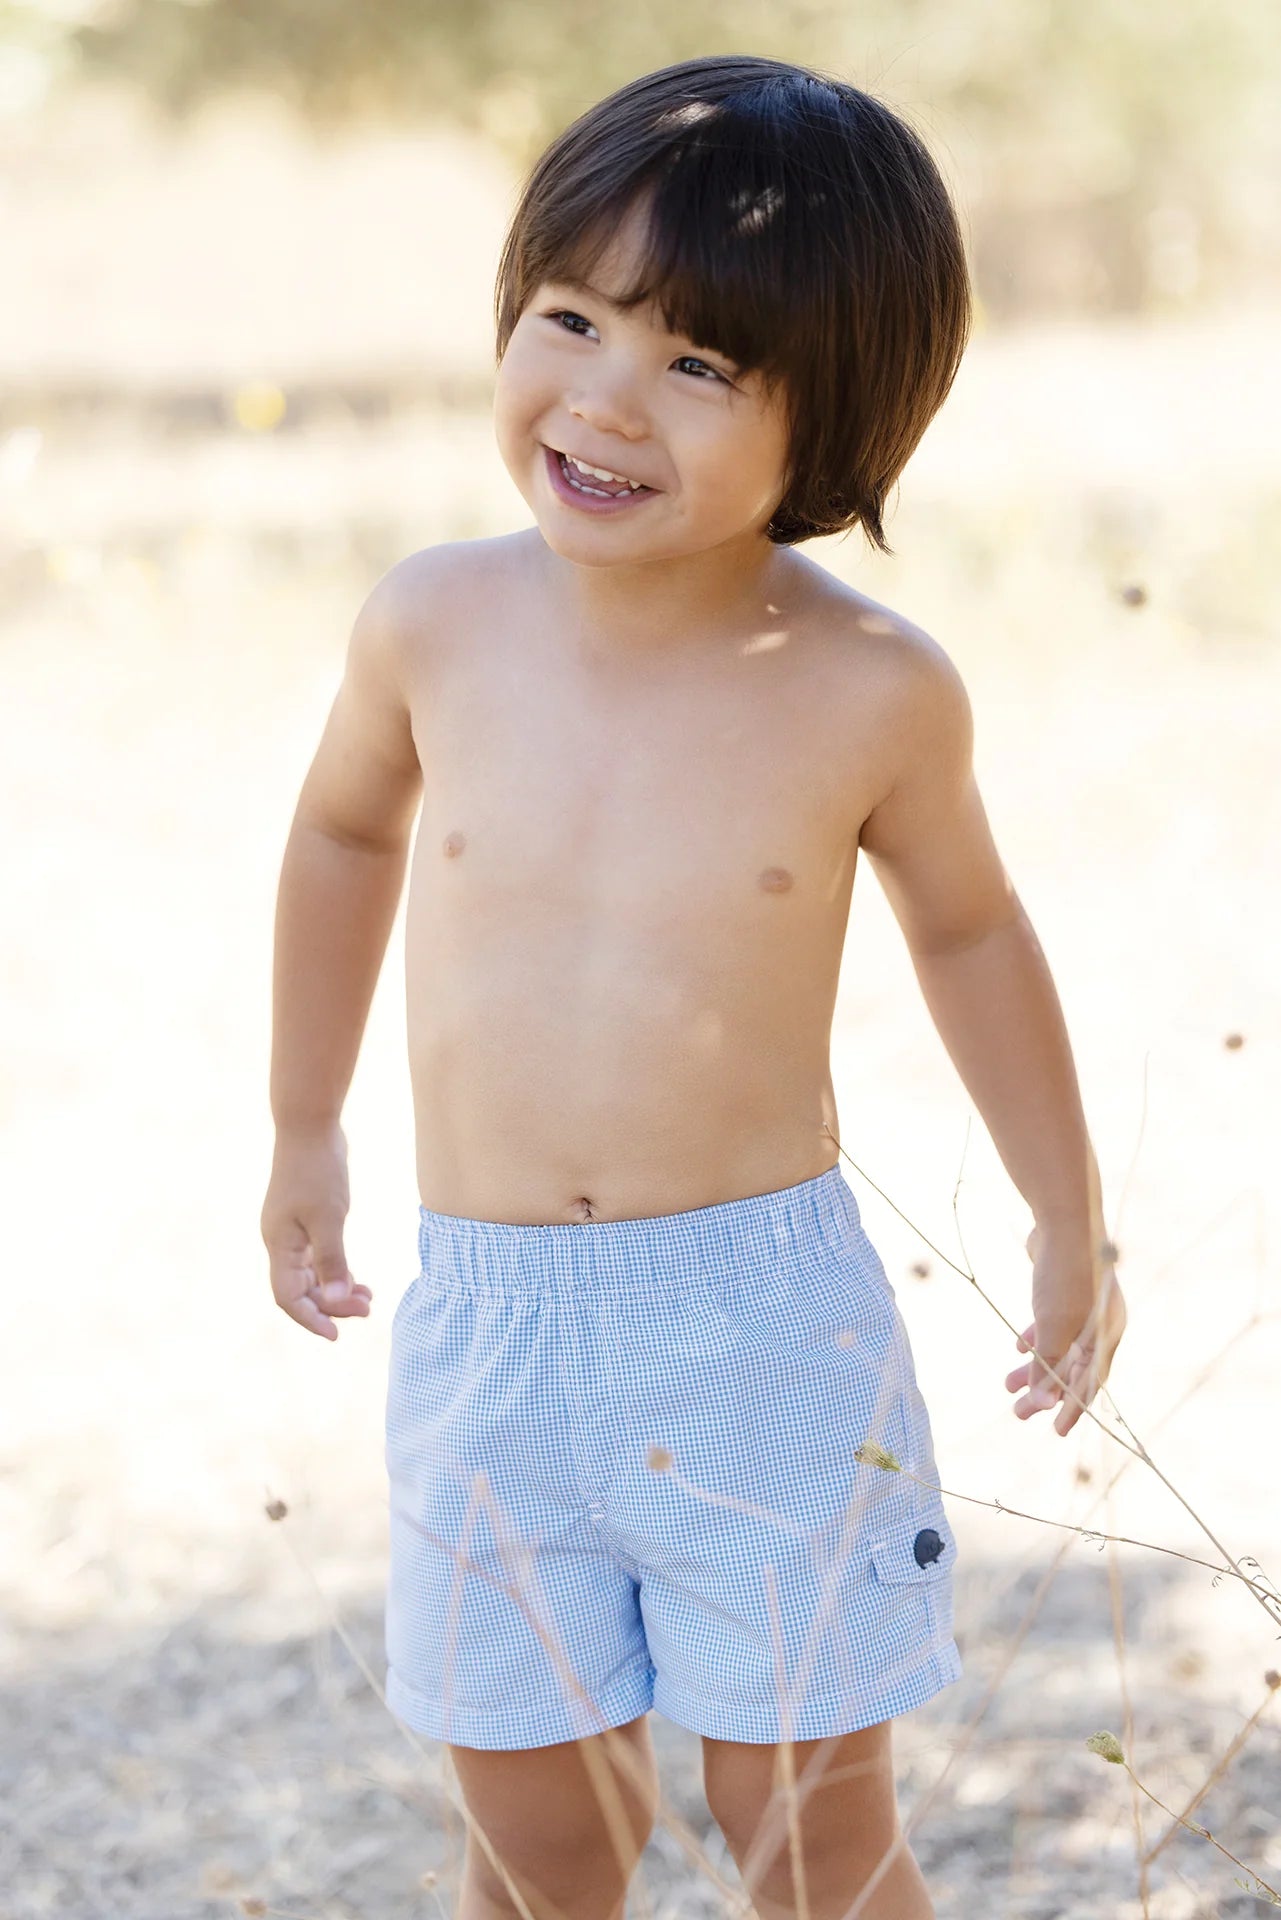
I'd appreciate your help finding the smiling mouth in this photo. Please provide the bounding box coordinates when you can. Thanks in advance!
[549,446,656,495]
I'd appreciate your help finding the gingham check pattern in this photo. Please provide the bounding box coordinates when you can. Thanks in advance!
[384,1162,962,1750]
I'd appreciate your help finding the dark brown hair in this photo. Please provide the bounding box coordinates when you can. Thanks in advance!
[493,54,972,553]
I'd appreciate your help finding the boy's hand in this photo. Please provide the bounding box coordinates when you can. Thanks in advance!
[1004,1222,1127,1436]
[261,1124,372,1340]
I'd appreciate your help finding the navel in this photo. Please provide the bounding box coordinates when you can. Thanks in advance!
[758,865,794,893]
[442,830,466,858]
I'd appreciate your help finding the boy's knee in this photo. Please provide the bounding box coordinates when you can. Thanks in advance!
[451,1718,658,1914]
[460,1818,648,1920]
[705,1724,905,1908]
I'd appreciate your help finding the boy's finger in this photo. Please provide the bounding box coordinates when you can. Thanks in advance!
[288,1294,338,1341]
[1025,1357,1062,1397]
[1013,1361,1063,1415]
[310,1282,371,1316]
[330,1282,370,1313]
[267,1252,318,1313]
[313,1246,353,1288]
[1019,1386,1059,1416]
[1048,1348,1101,1435]
[1055,1364,1094,1432]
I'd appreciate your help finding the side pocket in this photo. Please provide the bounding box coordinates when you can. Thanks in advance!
[868,1510,960,1668]
[868,1514,959,1587]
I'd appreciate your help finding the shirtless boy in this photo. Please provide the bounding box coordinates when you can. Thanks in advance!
[262,53,1127,1920]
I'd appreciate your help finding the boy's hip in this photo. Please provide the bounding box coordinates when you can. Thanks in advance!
[386,1160,942,1550]
[406,1158,870,1299]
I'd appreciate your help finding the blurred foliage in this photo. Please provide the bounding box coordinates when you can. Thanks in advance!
[3,0,1279,314]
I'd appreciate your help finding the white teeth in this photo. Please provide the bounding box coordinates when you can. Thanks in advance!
[564,452,644,491]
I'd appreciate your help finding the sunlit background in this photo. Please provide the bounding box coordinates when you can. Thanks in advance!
[2,3,1280,1915]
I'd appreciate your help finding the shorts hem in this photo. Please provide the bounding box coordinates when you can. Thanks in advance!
[384,1664,657,1751]
[652,1641,963,1744]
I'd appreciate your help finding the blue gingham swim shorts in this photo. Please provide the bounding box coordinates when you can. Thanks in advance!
[384,1162,962,1751]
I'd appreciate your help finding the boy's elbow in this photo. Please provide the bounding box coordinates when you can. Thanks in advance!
[294,769,423,855]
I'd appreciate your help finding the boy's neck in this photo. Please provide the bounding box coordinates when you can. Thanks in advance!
[533,531,804,659]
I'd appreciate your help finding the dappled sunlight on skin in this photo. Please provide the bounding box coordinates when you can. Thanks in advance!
[742,626,791,655]
[738,604,896,658]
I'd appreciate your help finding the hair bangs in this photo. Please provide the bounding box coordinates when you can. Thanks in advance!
[494,55,972,551]
[524,155,816,403]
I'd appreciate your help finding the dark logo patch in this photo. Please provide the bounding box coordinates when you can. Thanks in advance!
[913,1527,944,1567]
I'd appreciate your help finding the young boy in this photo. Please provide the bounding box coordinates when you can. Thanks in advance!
[262,53,1126,1920]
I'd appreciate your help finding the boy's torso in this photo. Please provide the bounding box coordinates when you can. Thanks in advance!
[402,529,913,1224]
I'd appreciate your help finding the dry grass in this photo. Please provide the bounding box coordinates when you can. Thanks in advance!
[2,90,1280,1919]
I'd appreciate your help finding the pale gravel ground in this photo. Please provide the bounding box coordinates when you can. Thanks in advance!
[2,95,1280,1920]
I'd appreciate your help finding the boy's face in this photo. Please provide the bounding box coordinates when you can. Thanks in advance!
[493,206,792,570]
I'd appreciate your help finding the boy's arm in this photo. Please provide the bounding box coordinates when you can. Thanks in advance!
[269,561,425,1130]
[856,630,1124,1434]
[262,556,428,1340]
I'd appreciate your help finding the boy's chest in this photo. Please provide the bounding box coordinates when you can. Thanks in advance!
[406,627,887,933]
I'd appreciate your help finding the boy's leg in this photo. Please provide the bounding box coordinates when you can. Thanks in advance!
[703,1721,935,1920]
[450,1713,660,1920]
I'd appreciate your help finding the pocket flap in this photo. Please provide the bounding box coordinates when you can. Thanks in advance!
[870,1521,956,1586]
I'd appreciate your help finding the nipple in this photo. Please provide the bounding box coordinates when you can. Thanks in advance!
[442,831,466,858]
[758,866,794,893]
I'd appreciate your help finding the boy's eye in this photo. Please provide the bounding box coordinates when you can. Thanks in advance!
[543,309,726,383]
[674,354,723,383]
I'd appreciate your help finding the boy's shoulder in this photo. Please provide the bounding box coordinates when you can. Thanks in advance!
[379,529,552,632]
[790,557,972,819]
[354,533,530,685]
[364,537,964,733]
[369,532,520,621]
[794,555,966,718]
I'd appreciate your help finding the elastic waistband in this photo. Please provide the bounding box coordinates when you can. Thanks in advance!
[416,1161,863,1297]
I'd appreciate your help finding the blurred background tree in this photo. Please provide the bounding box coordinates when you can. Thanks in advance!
[3,0,1279,318]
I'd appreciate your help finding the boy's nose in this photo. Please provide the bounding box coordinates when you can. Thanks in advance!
[567,382,651,444]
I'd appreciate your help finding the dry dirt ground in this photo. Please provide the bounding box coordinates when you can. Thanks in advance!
[2,91,1280,1919]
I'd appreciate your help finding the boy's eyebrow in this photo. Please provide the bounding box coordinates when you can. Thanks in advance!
[550,274,629,312]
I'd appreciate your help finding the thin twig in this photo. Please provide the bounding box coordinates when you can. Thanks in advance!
[1141,1679,1281,1867]
[822,1126,1281,1633]
[1107,1506,1152,1917]
[1090,1736,1281,1906]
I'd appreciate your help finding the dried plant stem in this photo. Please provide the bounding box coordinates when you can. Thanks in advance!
[261,1119,1277,1919]
[1106,1515,1152,1918]
[898,1468,1280,1612]
[1141,1680,1281,1867]
[822,1127,1281,1633]
[1119,1760,1280,1905]
[267,1490,741,1917]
